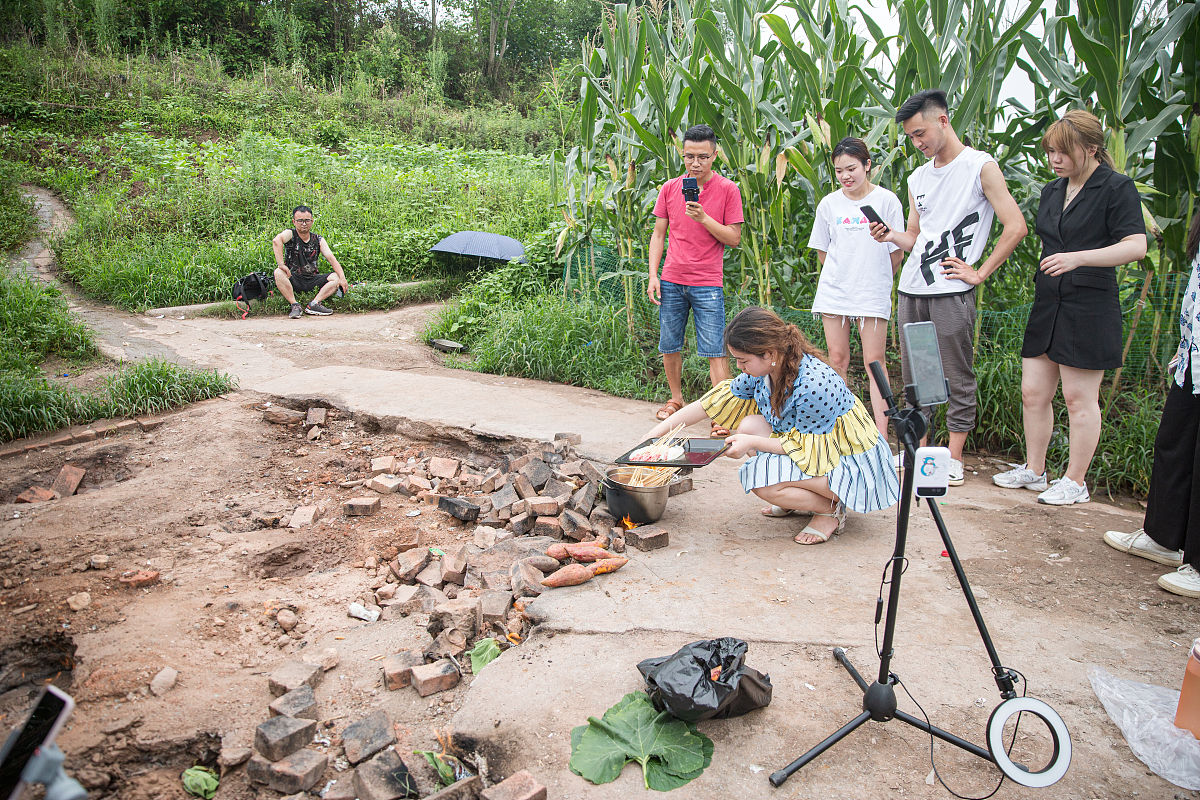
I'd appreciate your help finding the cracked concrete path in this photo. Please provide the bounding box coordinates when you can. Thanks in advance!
[11,186,1191,799]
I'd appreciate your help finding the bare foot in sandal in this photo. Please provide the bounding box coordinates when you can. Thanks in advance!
[793,502,846,545]
[655,398,683,421]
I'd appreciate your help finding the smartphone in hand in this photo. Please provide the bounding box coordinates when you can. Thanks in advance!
[859,204,888,231]
[682,177,700,203]
[0,686,75,800]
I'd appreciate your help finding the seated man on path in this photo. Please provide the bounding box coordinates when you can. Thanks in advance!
[272,205,349,318]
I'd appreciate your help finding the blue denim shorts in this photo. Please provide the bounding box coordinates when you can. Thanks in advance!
[658,279,726,358]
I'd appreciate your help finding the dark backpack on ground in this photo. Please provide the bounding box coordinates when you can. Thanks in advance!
[231,272,275,319]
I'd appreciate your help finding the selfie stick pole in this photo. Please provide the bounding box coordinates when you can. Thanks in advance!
[770,361,1070,789]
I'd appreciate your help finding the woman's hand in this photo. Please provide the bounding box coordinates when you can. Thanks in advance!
[723,433,761,459]
[1039,251,1085,276]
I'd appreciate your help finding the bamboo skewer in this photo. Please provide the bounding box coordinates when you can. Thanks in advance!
[624,424,686,487]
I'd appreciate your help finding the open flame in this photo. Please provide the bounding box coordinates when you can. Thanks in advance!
[620,515,638,530]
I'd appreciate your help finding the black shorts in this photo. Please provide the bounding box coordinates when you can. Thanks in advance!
[290,271,332,294]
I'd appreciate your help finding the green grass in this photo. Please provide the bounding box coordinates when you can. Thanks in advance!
[0,163,37,254]
[0,271,236,442]
[5,127,557,311]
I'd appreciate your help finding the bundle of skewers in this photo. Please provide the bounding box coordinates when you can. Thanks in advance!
[620,424,685,487]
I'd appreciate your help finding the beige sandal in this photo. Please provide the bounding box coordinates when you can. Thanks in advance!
[793,502,846,545]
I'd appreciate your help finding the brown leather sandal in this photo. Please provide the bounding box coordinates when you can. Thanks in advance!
[655,399,683,420]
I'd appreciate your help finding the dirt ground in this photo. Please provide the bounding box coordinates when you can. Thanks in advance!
[5,186,1200,799]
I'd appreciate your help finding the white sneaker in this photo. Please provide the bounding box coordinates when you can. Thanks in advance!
[993,463,1049,492]
[1158,564,1200,598]
[947,458,964,486]
[1037,477,1089,505]
[1103,529,1183,567]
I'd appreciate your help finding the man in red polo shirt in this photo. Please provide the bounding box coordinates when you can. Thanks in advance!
[647,124,744,434]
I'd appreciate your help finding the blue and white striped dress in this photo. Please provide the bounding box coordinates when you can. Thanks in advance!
[701,357,900,514]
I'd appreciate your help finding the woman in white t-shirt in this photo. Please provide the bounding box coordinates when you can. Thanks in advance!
[808,137,904,433]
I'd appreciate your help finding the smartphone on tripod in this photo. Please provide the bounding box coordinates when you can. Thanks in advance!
[0,686,75,800]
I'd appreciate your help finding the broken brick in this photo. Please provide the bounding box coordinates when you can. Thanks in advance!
[559,509,592,541]
[440,545,469,585]
[268,660,323,697]
[118,569,160,589]
[518,459,551,490]
[371,455,399,475]
[568,482,597,516]
[526,497,560,516]
[304,407,327,428]
[513,474,537,500]
[15,486,55,503]
[508,511,534,535]
[410,659,460,696]
[268,684,317,720]
[382,651,425,690]
[255,715,316,761]
[668,476,694,496]
[510,561,544,598]
[353,749,419,800]
[288,505,321,528]
[438,496,480,522]
[427,456,460,479]
[532,516,563,539]
[480,770,546,800]
[259,749,327,793]
[488,482,520,512]
[415,560,443,587]
[627,525,669,551]
[366,474,405,494]
[51,465,86,498]
[344,497,381,516]
[390,549,430,583]
[477,591,512,626]
[341,709,395,765]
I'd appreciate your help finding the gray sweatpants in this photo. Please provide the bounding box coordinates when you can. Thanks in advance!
[898,291,977,432]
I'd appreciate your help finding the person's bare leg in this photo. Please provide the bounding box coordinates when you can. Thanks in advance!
[662,352,684,407]
[1060,365,1105,485]
[312,275,339,304]
[859,317,890,435]
[1021,355,1060,475]
[274,268,297,305]
[755,478,839,543]
[947,431,968,462]
[708,355,730,387]
[822,314,852,382]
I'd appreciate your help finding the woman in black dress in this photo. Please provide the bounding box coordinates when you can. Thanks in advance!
[992,109,1147,505]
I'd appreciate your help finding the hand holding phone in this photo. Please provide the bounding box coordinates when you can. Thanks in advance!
[1,686,76,800]
[859,204,888,231]
[681,177,700,203]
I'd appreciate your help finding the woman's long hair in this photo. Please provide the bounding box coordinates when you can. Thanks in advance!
[724,306,826,416]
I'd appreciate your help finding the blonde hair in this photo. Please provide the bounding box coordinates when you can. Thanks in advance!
[1041,109,1113,168]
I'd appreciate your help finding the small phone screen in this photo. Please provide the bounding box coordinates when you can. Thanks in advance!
[903,322,949,407]
[0,689,70,800]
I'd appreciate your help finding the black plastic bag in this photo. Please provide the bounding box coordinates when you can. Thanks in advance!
[636,637,773,722]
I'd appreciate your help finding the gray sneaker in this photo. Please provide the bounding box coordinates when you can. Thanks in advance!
[1158,564,1200,598]
[993,463,1050,491]
[305,301,333,316]
[1103,529,1183,566]
[288,303,303,319]
[1037,477,1089,505]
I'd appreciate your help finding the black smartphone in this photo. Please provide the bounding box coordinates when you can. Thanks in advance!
[0,686,75,800]
[859,204,888,231]
[682,177,700,203]
[902,321,949,407]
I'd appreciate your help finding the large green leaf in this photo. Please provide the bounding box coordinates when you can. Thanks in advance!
[568,692,714,791]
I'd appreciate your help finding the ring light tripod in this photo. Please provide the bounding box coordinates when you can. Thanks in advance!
[770,348,1071,791]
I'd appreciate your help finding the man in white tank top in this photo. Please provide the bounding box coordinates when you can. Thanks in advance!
[870,89,1027,485]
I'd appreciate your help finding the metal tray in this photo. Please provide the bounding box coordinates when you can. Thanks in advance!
[614,437,731,468]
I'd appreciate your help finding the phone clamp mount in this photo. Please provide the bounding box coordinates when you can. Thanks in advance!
[769,364,1071,791]
[2,735,86,800]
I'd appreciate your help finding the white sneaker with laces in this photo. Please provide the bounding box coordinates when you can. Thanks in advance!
[1037,477,1089,505]
[992,463,1049,491]
[1158,564,1200,598]
[947,458,964,486]
[1103,529,1183,567]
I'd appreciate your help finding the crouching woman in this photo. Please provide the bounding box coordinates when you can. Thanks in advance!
[646,306,900,544]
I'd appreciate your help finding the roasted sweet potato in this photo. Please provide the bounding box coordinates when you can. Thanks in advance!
[523,554,561,572]
[545,543,570,561]
[540,563,594,588]
[588,557,629,576]
[562,543,614,562]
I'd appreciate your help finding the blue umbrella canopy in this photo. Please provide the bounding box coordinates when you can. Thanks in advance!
[429,231,526,263]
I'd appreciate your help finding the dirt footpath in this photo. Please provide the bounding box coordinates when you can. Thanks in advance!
[4,187,1200,800]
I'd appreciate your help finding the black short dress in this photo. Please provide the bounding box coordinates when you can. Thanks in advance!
[1020,163,1145,370]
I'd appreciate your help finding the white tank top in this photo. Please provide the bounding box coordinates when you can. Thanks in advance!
[898,147,997,297]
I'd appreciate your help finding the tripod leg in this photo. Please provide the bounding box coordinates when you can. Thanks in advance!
[894,709,994,762]
[769,710,872,787]
[833,647,870,691]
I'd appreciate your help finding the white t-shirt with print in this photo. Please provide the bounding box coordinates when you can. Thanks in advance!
[808,186,903,319]
[898,147,997,297]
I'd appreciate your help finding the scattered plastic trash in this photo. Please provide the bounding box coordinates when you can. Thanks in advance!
[1089,665,1200,789]
[940,550,949,557]
[637,637,773,722]
[181,765,219,799]
[406,510,421,517]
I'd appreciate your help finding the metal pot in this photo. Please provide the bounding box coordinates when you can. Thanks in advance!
[603,466,669,524]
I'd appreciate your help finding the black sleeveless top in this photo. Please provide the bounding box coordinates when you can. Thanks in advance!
[284,230,323,277]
